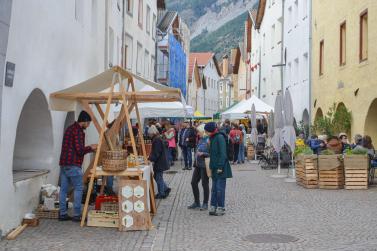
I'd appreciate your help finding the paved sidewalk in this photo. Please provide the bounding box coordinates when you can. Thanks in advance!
[2,162,377,251]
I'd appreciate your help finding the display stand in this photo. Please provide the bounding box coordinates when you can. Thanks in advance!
[50,66,182,228]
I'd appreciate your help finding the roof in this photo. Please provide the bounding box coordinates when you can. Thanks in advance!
[188,54,197,82]
[189,52,214,67]
[255,0,267,29]
[157,11,178,32]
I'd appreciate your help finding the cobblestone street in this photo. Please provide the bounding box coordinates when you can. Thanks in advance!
[2,162,377,251]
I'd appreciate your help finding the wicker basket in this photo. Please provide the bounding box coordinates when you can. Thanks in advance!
[35,206,59,219]
[102,158,127,172]
[102,150,127,160]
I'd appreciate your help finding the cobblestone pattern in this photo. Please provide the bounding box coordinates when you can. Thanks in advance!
[2,162,377,251]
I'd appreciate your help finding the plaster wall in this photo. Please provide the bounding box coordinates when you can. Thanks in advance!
[203,58,220,116]
[0,0,123,234]
[312,0,377,141]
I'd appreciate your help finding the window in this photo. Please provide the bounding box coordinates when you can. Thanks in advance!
[220,100,223,109]
[226,96,229,107]
[226,83,229,92]
[319,40,324,75]
[219,83,223,93]
[138,0,143,28]
[126,0,133,14]
[145,50,149,78]
[360,10,368,62]
[152,14,157,39]
[136,43,143,74]
[151,56,155,80]
[146,5,151,34]
[125,35,133,70]
[340,22,346,66]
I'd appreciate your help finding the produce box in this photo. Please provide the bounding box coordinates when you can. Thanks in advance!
[87,210,119,228]
[344,155,369,190]
[295,155,318,189]
[318,155,344,189]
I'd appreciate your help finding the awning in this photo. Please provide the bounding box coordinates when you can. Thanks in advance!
[221,95,273,120]
[49,66,181,111]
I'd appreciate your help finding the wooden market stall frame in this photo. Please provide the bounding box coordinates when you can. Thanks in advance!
[50,66,182,228]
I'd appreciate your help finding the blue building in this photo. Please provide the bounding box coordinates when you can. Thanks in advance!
[157,11,188,98]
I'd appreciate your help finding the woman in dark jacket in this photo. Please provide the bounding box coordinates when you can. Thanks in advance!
[188,124,210,210]
[148,125,171,199]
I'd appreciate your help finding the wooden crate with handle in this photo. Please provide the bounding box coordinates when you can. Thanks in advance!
[295,155,318,188]
[318,155,344,189]
[344,155,369,190]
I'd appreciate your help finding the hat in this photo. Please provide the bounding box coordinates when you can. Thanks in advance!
[78,111,92,122]
[204,122,217,133]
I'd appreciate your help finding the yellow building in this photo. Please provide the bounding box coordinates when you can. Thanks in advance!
[312,0,377,142]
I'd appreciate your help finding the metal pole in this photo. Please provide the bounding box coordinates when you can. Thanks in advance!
[308,0,313,135]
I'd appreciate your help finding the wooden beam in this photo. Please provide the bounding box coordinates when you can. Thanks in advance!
[95,104,105,120]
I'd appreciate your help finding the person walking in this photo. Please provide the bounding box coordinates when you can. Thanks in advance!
[204,122,232,216]
[229,124,243,164]
[164,122,176,166]
[179,122,189,170]
[179,121,196,170]
[148,125,171,199]
[238,124,246,164]
[59,111,97,222]
[188,124,210,210]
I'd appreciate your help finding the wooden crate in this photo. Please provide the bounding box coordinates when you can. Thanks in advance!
[344,155,369,190]
[318,155,344,189]
[87,210,119,228]
[247,145,255,160]
[35,206,59,219]
[22,218,39,227]
[295,155,318,188]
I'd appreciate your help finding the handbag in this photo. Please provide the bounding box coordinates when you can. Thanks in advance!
[205,158,211,177]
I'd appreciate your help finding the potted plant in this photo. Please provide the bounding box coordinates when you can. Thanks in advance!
[344,148,369,189]
[294,146,318,188]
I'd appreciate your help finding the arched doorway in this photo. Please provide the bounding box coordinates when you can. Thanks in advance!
[302,109,309,126]
[314,108,323,122]
[365,99,377,143]
[334,102,352,135]
[13,89,54,182]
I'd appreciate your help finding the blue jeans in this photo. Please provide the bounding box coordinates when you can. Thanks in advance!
[210,178,227,208]
[182,146,192,168]
[154,171,168,196]
[168,147,174,165]
[106,176,114,191]
[238,143,245,163]
[59,166,83,217]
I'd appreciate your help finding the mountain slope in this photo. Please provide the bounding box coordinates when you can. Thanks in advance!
[190,12,248,58]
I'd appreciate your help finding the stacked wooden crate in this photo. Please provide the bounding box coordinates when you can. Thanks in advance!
[344,155,369,190]
[247,144,255,160]
[295,155,318,188]
[318,155,344,189]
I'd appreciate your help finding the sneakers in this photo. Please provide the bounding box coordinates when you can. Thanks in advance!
[187,202,201,209]
[200,203,208,211]
[58,214,72,221]
[215,207,226,216]
[209,206,217,216]
[72,216,82,222]
[155,194,166,199]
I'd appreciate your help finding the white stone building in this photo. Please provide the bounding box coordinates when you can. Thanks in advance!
[0,0,123,235]
[284,0,310,125]
[124,0,158,81]
[252,0,284,107]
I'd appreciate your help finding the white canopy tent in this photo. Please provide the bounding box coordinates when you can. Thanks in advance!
[221,95,274,120]
[128,85,194,119]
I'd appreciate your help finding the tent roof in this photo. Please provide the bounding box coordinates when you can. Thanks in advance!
[221,95,273,120]
[49,66,181,111]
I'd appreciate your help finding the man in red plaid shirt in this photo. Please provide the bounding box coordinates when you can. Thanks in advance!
[59,111,97,222]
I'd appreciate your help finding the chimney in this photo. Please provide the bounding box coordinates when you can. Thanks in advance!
[222,55,229,77]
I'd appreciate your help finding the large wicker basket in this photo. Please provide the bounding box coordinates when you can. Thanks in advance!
[102,150,127,160]
[102,158,127,172]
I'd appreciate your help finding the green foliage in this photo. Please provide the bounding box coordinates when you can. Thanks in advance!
[295,120,309,138]
[311,103,352,136]
[190,12,248,57]
[294,146,313,157]
[345,147,368,155]
[320,149,336,155]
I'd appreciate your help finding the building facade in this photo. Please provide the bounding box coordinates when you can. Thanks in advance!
[124,0,157,81]
[218,55,233,111]
[284,0,310,125]
[312,0,377,141]
[0,0,124,235]
[253,0,284,107]
[156,11,188,97]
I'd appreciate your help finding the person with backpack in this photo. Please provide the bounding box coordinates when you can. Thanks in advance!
[204,122,232,216]
[229,123,243,165]
[148,125,171,199]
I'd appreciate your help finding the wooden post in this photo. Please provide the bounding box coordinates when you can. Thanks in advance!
[80,77,115,227]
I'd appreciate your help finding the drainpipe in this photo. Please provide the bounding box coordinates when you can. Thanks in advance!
[280,0,285,94]
[104,0,109,70]
[308,0,313,134]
